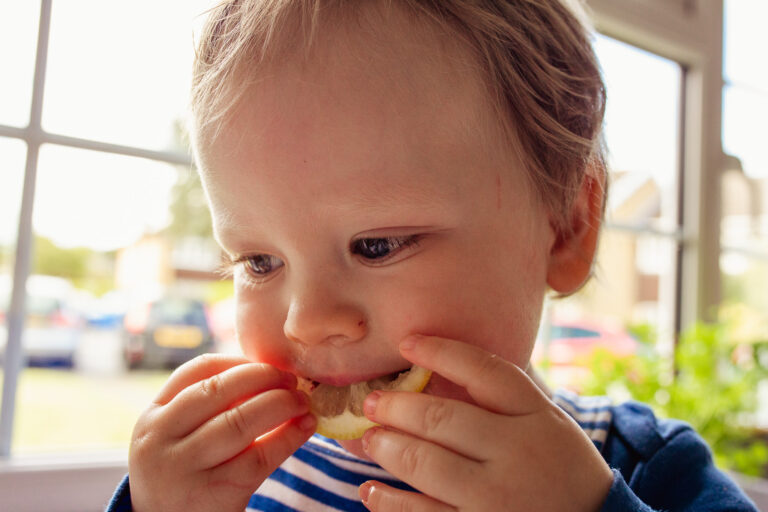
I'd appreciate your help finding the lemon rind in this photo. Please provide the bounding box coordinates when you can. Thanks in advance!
[308,365,432,440]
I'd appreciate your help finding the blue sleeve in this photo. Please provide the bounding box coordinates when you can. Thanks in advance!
[600,404,758,512]
[105,474,132,512]
[600,470,653,512]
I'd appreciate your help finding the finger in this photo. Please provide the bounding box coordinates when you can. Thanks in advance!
[210,413,317,490]
[179,388,311,469]
[400,335,548,415]
[159,362,296,438]
[360,481,455,512]
[363,427,481,508]
[364,391,499,461]
[153,353,256,405]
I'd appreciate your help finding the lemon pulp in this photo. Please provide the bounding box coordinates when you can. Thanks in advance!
[297,365,432,440]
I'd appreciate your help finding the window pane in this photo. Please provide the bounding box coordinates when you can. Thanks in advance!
[723,86,768,179]
[10,145,231,454]
[42,0,210,151]
[538,37,682,391]
[0,138,27,278]
[720,170,768,336]
[721,0,768,353]
[538,232,678,391]
[595,35,681,233]
[34,145,178,251]
[724,0,768,90]
[721,253,768,342]
[0,1,39,127]
[0,138,27,450]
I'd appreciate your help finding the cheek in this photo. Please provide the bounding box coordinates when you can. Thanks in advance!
[381,256,537,367]
[235,286,292,368]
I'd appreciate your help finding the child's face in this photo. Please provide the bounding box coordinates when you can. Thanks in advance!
[197,19,557,449]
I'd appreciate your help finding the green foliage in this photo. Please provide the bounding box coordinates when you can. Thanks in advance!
[31,235,115,296]
[204,279,235,303]
[625,322,656,346]
[162,118,213,241]
[164,166,213,240]
[0,244,10,271]
[33,236,89,279]
[582,322,768,476]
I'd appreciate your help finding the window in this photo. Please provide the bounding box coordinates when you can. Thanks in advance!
[539,36,683,390]
[0,2,39,127]
[0,1,741,509]
[1,0,219,456]
[721,0,768,343]
[0,2,220,508]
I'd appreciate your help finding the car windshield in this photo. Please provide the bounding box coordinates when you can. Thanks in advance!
[550,326,601,339]
[148,299,207,328]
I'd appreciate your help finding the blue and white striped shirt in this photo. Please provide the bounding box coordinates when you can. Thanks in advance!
[106,390,758,511]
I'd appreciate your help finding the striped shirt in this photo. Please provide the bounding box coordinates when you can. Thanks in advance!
[108,390,758,511]
[246,390,612,512]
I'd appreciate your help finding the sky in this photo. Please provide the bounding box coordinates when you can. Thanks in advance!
[0,0,765,252]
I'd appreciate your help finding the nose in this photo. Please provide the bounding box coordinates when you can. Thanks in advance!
[283,278,368,346]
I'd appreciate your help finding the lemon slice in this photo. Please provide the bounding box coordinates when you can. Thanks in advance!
[297,366,432,440]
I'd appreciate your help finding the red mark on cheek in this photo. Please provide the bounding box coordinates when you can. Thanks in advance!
[496,173,502,210]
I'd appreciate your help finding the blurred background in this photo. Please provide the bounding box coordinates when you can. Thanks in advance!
[0,0,767,508]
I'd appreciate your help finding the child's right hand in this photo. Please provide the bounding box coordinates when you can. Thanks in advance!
[128,354,316,512]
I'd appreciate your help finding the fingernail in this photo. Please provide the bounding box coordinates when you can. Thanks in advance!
[400,334,422,351]
[359,482,374,504]
[363,391,381,419]
[361,427,377,453]
[298,413,316,432]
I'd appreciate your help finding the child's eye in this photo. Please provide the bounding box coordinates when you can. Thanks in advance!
[241,253,285,277]
[350,235,421,262]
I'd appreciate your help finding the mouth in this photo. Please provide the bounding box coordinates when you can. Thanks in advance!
[297,367,414,415]
[296,365,432,439]
[298,367,412,391]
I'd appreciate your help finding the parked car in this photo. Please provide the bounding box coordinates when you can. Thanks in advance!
[0,275,84,367]
[531,318,639,391]
[122,297,216,369]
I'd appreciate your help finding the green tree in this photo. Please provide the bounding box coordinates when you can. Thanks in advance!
[164,118,213,241]
[165,166,213,240]
[31,235,115,296]
[33,236,89,279]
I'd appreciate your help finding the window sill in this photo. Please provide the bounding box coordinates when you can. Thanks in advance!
[0,451,127,512]
[733,472,768,511]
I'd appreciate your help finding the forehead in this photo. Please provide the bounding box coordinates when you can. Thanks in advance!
[198,3,502,156]
[196,5,526,238]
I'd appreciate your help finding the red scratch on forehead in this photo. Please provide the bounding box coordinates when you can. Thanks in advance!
[496,173,502,210]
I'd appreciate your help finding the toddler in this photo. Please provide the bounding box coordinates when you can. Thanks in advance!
[108,0,758,511]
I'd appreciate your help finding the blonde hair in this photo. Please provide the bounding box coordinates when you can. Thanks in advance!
[191,0,606,230]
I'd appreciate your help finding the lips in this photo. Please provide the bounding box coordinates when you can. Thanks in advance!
[297,367,411,388]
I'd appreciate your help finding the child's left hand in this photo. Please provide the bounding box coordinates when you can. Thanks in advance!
[359,335,614,512]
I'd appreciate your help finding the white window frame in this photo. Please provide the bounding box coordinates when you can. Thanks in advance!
[589,0,725,328]
[0,1,733,510]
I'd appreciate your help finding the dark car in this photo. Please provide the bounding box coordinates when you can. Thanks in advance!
[122,298,216,369]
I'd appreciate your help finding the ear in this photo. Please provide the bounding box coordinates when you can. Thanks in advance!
[546,173,605,294]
